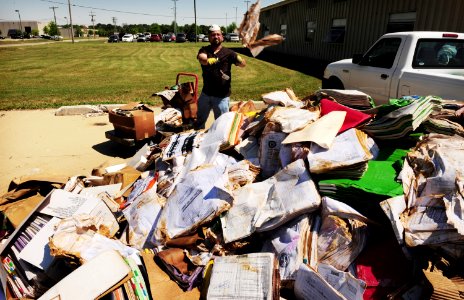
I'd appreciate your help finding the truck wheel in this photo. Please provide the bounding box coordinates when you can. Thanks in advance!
[323,77,344,90]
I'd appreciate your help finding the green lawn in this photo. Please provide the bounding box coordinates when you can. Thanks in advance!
[0,40,321,110]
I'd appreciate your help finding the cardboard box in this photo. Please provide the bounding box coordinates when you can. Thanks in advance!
[108,102,155,140]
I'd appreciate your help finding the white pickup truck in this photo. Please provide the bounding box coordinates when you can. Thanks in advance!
[322,31,464,105]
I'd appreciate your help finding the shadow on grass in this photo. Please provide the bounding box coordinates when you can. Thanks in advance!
[230,47,330,80]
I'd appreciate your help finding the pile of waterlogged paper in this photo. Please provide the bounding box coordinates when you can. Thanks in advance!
[1,87,464,300]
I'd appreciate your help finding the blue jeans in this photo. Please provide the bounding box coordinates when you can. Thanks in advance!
[195,92,230,129]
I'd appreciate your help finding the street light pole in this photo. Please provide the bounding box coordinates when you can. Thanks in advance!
[14,10,23,35]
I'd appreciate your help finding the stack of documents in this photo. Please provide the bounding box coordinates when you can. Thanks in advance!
[261,88,304,108]
[362,95,441,139]
[206,253,278,300]
[307,128,379,179]
[317,147,408,220]
[317,197,369,271]
[317,89,375,110]
[221,159,321,243]
[383,133,464,250]
[261,214,312,285]
[200,111,245,151]
[423,116,464,136]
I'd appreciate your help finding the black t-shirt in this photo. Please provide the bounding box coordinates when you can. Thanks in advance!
[198,45,239,97]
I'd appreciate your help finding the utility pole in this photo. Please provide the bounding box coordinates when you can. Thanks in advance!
[234,6,238,25]
[49,6,58,25]
[89,11,96,38]
[194,0,197,43]
[112,17,117,34]
[225,13,228,33]
[172,0,178,34]
[244,0,250,11]
[67,0,74,43]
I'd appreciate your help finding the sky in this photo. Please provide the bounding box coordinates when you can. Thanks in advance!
[0,0,281,27]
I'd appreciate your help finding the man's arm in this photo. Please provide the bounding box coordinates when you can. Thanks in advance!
[198,52,208,65]
[198,52,220,66]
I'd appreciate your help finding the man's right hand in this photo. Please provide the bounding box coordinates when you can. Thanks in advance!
[207,57,219,65]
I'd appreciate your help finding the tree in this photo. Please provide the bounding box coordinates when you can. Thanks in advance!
[226,22,237,33]
[31,29,39,36]
[150,23,161,34]
[43,25,49,35]
[47,21,60,36]
[73,25,82,37]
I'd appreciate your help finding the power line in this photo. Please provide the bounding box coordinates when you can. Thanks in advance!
[39,0,231,22]
[40,0,172,18]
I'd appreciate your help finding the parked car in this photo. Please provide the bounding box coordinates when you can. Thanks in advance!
[41,34,52,40]
[0,36,5,40]
[122,34,134,42]
[137,34,147,42]
[187,33,196,42]
[150,34,162,42]
[197,34,205,41]
[202,36,209,42]
[163,33,176,42]
[225,33,239,42]
[108,34,119,43]
[51,35,63,41]
[322,31,464,105]
[8,29,22,39]
[176,33,187,43]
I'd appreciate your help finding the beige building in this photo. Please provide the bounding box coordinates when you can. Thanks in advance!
[259,0,464,62]
[0,20,48,36]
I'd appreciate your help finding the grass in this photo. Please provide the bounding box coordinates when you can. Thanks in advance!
[0,40,321,110]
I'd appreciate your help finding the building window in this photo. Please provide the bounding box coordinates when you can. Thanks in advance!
[387,12,416,33]
[262,24,270,37]
[280,24,287,40]
[306,21,316,42]
[324,18,346,43]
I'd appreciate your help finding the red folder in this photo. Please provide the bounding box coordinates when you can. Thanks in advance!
[320,99,372,133]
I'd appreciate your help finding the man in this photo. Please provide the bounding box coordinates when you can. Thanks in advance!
[195,24,246,129]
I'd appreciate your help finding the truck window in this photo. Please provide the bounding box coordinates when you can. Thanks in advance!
[359,38,401,69]
[413,39,464,68]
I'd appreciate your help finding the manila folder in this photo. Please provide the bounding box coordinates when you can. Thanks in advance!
[38,250,132,300]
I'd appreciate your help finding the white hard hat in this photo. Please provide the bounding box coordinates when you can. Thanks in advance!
[209,24,221,32]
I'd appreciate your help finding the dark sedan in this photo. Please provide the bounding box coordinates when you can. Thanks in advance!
[108,35,119,43]
[176,33,187,43]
